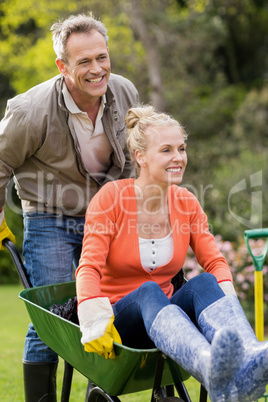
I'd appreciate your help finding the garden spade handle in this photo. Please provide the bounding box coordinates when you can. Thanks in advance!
[244,229,268,341]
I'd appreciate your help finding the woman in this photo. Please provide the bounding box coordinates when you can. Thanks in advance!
[76,105,268,402]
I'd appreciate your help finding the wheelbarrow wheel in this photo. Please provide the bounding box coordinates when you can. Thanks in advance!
[86,386,120,402]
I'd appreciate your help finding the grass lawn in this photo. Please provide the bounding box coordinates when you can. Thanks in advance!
[0,284,204,401]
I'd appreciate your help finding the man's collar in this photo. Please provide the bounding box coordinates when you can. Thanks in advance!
[62,81,106,114]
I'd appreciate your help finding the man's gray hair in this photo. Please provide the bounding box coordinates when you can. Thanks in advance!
[51,12,108,62]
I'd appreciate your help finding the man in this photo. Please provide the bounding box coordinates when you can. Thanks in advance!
[0,13,138,401]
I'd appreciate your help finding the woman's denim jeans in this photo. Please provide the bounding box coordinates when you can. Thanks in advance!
[22,212,85,363]
[113,272,225,349]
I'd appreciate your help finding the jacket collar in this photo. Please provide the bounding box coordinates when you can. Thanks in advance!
[105,84,115,108]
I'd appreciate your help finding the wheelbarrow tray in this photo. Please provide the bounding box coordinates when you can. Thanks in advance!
[19,281,190,397]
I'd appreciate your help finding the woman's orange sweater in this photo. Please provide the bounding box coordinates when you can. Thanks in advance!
[76,179,232,305]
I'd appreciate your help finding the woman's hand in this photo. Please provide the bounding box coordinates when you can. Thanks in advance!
[84,315,121,359]
[78,297,122,359]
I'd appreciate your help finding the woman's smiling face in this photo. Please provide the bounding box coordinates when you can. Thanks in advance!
[137,125,187,188]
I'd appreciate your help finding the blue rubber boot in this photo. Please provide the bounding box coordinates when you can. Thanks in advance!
[198,294,268,402]
[149,304,242,402]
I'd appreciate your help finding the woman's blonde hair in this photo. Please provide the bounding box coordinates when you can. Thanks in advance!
[126,104,187,170]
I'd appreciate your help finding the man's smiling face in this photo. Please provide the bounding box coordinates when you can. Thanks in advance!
[57,30,111,104]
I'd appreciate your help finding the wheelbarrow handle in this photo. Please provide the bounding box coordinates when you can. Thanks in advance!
[2,238,32,289]
[3,238,77,401]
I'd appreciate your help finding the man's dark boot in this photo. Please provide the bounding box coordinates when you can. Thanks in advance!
[23,362,57,401]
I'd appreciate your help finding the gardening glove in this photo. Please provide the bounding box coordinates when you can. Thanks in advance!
[0,209,16,250]
[78,297,122,359]
[219,280,237,296]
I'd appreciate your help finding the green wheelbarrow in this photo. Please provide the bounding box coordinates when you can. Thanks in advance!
[3,238,208,402]
[19,281,195,401]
